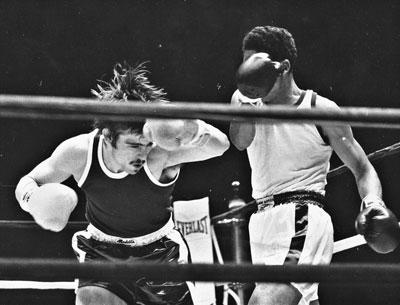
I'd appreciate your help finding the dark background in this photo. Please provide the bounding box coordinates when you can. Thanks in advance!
[0,0,399,304]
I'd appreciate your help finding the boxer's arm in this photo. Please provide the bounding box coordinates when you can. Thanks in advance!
[15,135,86,231]
[16,135,85,187]
[319,99,382,200]
[229,90,256,151]
[146,119,230,166]
[319,100,398,254]
[329,129,382,200]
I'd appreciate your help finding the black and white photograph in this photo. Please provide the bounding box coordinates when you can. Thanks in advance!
[0,1,399,304]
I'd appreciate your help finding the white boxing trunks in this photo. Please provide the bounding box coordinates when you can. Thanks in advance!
[248,191,334,304]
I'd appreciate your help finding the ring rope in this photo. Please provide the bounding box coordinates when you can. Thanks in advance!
[1,96,398,289]
[1,94,400,128]
[0,259,399,284]
[332,234,366,254]
[0,280,75,290]
[1,141,398,252]
[0,220,368,253]
[0,220,87,230]
[327,141,400,178]
[2,140,397,229]
[0,235,369,290]
[212,141,400,223]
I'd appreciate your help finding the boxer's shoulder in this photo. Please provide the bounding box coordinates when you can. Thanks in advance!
[51,133,93,176]
[57,133,93,156]
[311,94,338,110]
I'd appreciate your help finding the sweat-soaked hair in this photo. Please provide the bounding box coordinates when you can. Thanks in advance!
[242,26,297,72]
[91,62,168,147]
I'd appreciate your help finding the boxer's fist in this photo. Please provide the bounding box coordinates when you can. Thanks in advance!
[355,205,400,254]
[143,119,200,151]
[236,52,284,99]
[29,183,78,232]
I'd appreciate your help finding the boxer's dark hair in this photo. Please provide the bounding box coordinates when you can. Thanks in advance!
[92,61,168,147]
[242,26,297,72]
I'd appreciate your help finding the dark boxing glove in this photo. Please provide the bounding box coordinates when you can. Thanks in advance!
[236,52,285,99]
[355,197,400,254]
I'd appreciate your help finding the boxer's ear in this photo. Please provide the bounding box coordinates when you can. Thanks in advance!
[102,128,112,142]
[142,122,154,142]
[278,59,290,74]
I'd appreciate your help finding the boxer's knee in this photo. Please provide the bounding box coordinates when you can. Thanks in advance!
[248,283,301,305]
[76,286,127,305]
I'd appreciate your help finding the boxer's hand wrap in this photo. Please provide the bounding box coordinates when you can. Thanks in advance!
[15,176,39,212]
[355,202,400,254]
[361,194,386,210]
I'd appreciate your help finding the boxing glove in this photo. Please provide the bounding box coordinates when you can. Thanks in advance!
[231,89,262,107]
[355,204,400,254]
[236,52,285,99]
[144,119,209,150]
[22,182,78,232]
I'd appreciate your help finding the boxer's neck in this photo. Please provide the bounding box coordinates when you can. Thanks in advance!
[262,75,302,105]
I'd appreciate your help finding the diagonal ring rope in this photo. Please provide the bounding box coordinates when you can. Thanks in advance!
[1,141,399,228]
[211,141,400,223]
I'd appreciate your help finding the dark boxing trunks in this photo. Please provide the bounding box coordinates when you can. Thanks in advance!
[73,230,194,305]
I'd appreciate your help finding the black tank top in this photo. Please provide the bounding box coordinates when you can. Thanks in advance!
[80,133,177,237]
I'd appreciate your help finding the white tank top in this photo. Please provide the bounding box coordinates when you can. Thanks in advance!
[236,89,333,199]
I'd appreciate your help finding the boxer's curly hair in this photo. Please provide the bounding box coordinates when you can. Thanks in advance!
[242,26,297,72]
[92,62,168,146]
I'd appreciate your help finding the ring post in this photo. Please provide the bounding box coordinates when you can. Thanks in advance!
[217,181,248,304]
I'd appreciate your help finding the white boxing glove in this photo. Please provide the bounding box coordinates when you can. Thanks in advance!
[16,179,78,232]
[143,119,209,151]
[232,89,261,107]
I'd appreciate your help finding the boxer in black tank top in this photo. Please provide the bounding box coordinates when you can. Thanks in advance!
[15,62,230,305]
[80,132,175,237]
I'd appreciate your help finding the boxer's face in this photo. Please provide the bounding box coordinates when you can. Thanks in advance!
[106,129,154,175]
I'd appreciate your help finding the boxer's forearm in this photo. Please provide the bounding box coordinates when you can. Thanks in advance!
[229,122,255,151]
[193,121,230,154]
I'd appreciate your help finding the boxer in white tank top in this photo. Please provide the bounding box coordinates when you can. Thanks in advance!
[230,26,384,305]
[246,89,332,199]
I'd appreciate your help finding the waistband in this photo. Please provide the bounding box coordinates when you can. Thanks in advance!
[86,217,174,247]
[256,191,325,213]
